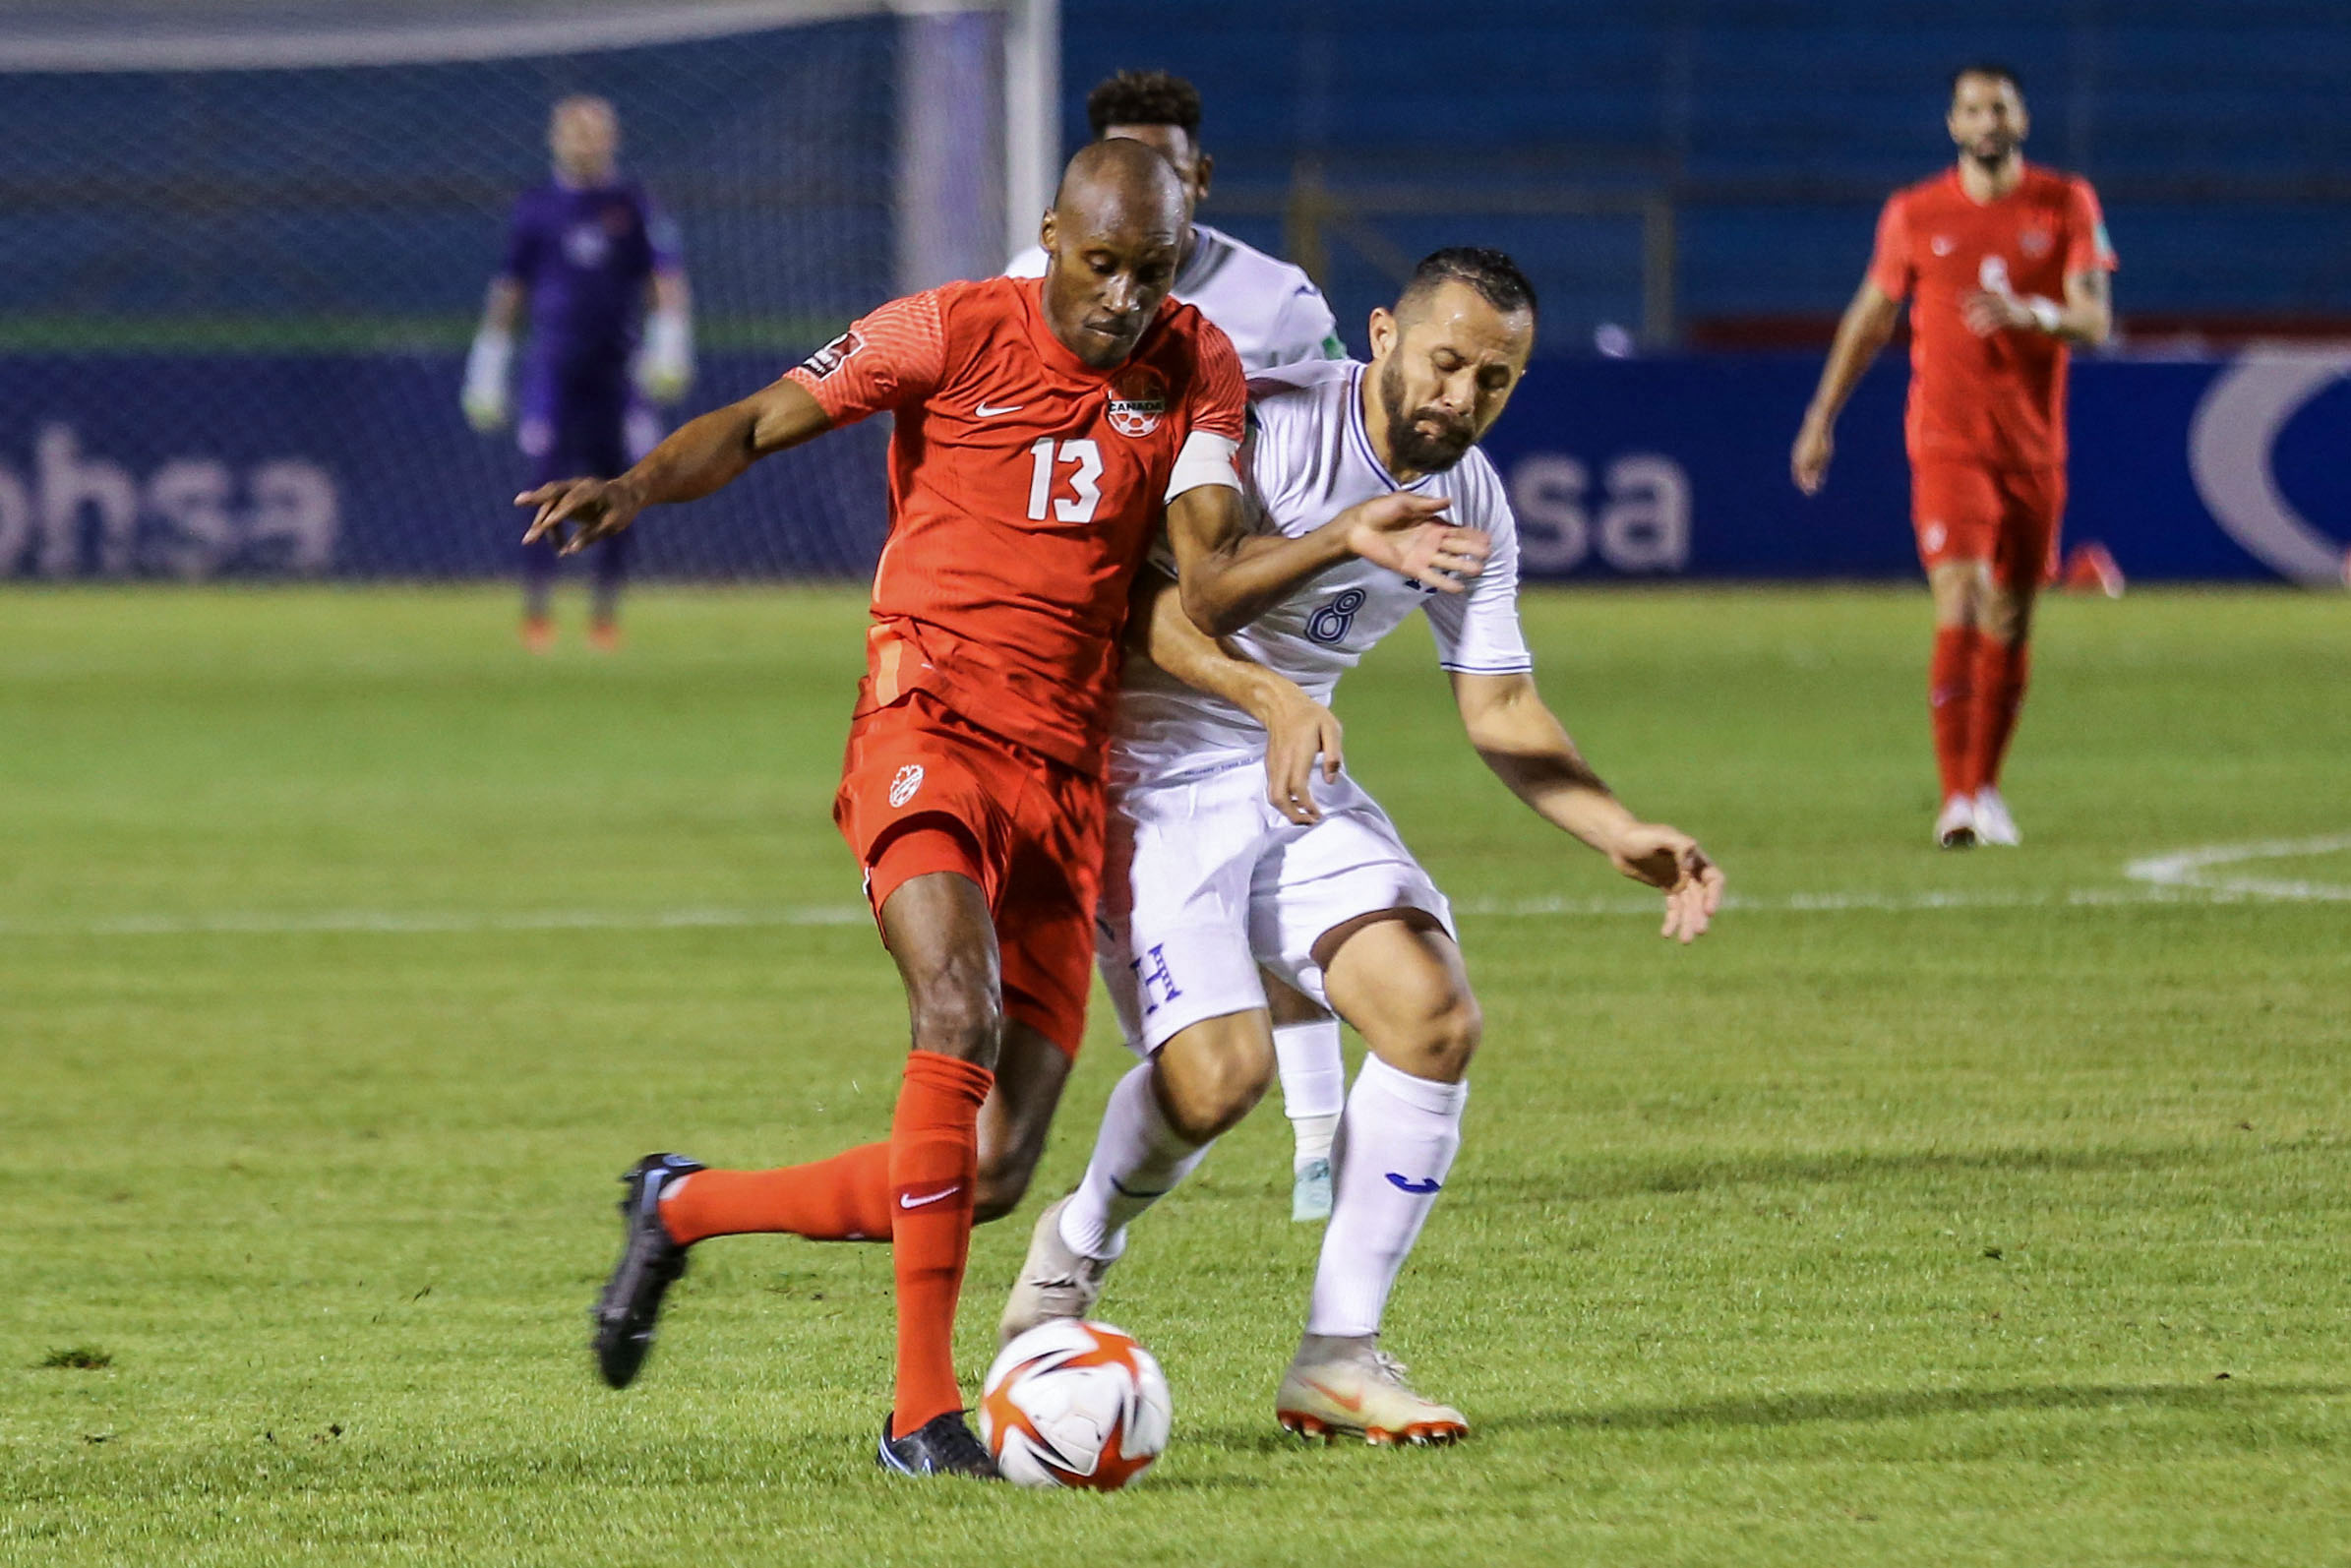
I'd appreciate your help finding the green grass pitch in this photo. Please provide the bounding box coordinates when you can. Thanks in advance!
[2,584,2346,1566]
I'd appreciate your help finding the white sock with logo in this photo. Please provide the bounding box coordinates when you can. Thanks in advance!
[1305,1055,1468,1338]
[1274,1018,1346,1169]
[1058,1060,1212,1262]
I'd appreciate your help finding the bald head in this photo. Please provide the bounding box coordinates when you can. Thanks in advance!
[1053,137,1185,236]
[1037,140,1186,369]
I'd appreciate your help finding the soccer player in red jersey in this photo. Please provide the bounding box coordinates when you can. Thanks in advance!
[1792,64,2115,848]
[518,140,1484,1478]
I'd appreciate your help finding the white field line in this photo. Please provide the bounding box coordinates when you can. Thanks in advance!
[2,833,2344,938]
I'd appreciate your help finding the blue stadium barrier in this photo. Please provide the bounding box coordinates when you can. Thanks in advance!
[0,350,2343,583]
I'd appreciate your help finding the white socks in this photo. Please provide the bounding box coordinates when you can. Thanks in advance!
[1057,1060,1213,1262]
[1274,1018,1346,1168]
[1306,1055,1468,1338]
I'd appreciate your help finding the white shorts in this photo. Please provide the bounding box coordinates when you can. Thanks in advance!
[1096,759,1453,1055]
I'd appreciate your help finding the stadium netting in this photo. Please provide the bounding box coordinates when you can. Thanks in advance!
[0,2,1028,579]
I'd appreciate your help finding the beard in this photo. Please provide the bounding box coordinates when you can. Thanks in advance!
[1378,357,1477,473]
[1965,131,2019,168]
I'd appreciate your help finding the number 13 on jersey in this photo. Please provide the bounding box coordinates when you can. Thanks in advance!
[1026,437,1104,524]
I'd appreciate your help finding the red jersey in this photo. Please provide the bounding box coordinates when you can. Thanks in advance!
[1867,163,2116,469]
[787,274,1246,772]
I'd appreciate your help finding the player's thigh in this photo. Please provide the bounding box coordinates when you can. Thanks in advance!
[1251,774,1455,1015]
[1987,465,2066,620]
[1911,459,2003,587]
[1096,770,1280,1056]
[1151,1006,1278,1140]
[877,868,1002,1063]
[1318,914,1481,1085]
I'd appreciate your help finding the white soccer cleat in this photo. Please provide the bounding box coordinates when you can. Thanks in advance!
[1970,786,2020,846]
[996,1194,1115,1347]
[1276,1334,1468,1446]
[1935,794,1977,850]
[1291,1157,1333,1223]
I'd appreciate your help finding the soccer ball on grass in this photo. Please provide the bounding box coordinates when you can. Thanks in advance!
[980,1319,1171,1490]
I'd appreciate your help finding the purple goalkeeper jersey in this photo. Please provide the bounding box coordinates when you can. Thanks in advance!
[500,176,680,374]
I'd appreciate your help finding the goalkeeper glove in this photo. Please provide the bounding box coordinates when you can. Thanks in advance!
[633,305,693,404]
[461,328,512,432]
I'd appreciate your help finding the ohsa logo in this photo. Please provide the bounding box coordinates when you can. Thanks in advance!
[801,331,865,381]
[888,763,925,808]
[1106,367,1168,438]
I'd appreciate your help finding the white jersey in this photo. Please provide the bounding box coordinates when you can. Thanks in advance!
[1112,358,1534,786]
[1006,221,1343,373]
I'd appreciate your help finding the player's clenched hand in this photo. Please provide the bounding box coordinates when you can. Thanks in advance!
[1960,288,2033,338]
[1790,414,1834,495]
[1258,683,1343,825]
[1605,822,1724,944]
[517,476,643,554]
[1339,492,1487,592]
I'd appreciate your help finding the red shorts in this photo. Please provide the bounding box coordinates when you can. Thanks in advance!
[1910,460,2067,589]
[834,689,1105,1057]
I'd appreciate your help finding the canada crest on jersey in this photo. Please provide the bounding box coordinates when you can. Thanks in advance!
[1106,366,1168,438]
[800,330,865,381]
[2019,227,2054,259]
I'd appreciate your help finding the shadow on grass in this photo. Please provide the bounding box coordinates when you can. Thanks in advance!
[1192,1379,2345,1456]
[1486,1140,2232,1203]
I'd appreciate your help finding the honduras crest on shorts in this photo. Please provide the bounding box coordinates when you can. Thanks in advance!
[1107,367,1168,438]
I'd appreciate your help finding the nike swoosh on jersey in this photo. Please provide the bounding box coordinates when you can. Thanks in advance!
[1385,1173,1442,1194]
[974,401,1024,417]
[899,1185,963,1209]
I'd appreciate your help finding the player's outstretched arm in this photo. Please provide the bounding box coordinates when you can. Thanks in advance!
[518,376,831,554]
[1791,279,1901,496]
[1452,670,1723,943]
[1127,568,1341,825]
[1164,484,1491,637]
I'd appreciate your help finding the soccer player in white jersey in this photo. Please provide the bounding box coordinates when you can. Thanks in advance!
[999,249,1725,1443]
[1008,70,1344,374]
[1009,69,1356,1218]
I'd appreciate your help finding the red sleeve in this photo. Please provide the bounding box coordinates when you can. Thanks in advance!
[2065,178,2118,273]
[784,289,949,426]
[1864,193,1914,301]
[1185,319,1247,442]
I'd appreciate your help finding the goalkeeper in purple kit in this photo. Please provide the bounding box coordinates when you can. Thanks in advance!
[464,95,693,650]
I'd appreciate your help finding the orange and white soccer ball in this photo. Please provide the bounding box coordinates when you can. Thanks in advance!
[980,1319,1171,1490]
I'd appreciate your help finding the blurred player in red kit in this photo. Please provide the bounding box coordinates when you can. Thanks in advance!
[517,140,1487,1478]
[1792,64,2115,848]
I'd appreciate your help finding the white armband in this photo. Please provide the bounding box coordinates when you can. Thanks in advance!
[1166,431,1241,501]
[2024,295,2063,334]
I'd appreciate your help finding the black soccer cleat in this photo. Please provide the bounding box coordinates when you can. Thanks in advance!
[590,1153,704,1389]
[876,1411,999,1479]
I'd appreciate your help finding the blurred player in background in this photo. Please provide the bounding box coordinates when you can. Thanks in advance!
[1013,70,1356,1221]
[464,94,693,651]
[1791,64,2114,848]
[998,249,1722,1444]
[526,142,1482,1479]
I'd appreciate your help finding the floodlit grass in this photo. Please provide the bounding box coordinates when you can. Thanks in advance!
[2,584,2345,1566]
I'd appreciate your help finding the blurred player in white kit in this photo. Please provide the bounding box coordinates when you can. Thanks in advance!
[1011,68,1359,1220]
[999,249,1723,1444]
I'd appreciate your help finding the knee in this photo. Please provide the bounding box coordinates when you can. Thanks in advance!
[1158,1029,1276,1142]
[972,1145,1036,1225]
[903,963,1001,1065]
[1384,987,1482,1084]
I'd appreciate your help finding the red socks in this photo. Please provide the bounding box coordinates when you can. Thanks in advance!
[659,1142,894,1246]
[647,1050,995,1441]
[886,1050,995,1439]
[1929,626,1979,802]
[1968,636,2030,792]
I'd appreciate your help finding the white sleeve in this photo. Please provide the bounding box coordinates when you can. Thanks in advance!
[1166,431,1240,501]
[1421,464,1534,675]
[1263,278,1344,367]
